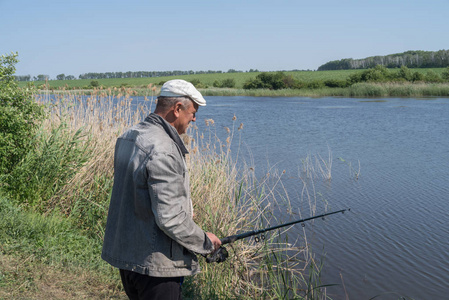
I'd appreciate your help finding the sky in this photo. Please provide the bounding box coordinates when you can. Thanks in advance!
[1,0,448,79]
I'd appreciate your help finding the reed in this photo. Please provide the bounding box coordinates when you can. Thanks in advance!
[184,116,332,299]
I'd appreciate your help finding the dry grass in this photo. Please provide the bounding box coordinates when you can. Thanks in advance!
[35,86,155,236]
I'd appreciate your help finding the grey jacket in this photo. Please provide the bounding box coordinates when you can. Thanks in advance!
[101,113,213,277]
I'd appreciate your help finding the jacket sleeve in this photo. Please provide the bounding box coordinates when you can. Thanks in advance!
[146,150,214,255]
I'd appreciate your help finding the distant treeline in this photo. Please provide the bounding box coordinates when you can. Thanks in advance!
[318,50,449,71]
[77,69,251,80]
[14,69,261,82]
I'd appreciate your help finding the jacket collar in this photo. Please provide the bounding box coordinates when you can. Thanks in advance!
[145,113,189,156]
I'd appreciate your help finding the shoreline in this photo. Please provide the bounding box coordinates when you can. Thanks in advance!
[36,82,449,98]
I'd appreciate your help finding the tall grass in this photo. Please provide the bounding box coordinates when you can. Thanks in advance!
[184,116,332,299]
[1,87,333,299]
[345,82,449,97]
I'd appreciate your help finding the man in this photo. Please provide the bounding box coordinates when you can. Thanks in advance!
[102,79,221,300]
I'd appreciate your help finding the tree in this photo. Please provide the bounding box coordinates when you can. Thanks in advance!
[318,50,449,70]
[36,74,48,81]
[56,73,65,80]
[0,52,45,174]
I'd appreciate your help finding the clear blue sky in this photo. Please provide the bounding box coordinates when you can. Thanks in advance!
[1,0,448,78]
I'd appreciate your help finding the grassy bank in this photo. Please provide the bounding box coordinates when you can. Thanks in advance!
[1,88,334,299]
[0,196,124,299]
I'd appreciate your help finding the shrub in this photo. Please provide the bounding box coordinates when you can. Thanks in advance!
[243,77,267,89]
[397,66,413,81]
[347,72,363,85]
[243,72,295,90]
[190,79,207,88]
[221,78,236,88]
[361,65,391,82]
[90,80,99,87]
[412,71,425,82]
[212,80,221,87]
[424,70,442,83]
[212,78,236,88]
[282,74,299,88]
[2,121,91,208]
[306,80,326,89]
[0,53,45,174]
[348,65,397,85]
[258,72,287,89]
[324,79,349,88]
[442,67,449,81]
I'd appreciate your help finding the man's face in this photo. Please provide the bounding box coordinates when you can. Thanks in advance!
[174,100,198,135]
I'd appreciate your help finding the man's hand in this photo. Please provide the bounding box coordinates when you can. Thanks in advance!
[206,232,222,251]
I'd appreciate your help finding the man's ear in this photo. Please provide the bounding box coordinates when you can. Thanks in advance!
[173,102,183,117]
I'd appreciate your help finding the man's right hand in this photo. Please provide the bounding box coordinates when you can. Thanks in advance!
[206,232,222,251]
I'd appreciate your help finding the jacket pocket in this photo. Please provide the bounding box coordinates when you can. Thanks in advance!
[171,240,194,268]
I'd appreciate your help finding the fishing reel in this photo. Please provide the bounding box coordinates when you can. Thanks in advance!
[205,246,229,263]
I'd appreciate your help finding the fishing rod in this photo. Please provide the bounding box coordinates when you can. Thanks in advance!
[206,208,350,263]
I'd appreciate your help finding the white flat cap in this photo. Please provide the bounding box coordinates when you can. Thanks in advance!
[159,79,206,106]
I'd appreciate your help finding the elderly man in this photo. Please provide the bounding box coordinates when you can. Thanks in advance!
[102,79,221,300]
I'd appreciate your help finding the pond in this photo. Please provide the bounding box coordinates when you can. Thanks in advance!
[192,96,449,300]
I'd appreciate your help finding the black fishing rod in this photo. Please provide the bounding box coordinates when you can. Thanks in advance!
[206,208,350,263]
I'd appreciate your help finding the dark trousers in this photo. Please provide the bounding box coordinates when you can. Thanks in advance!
[119,269,183,300]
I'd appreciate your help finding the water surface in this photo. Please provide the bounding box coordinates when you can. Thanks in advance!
[193,96,449,300]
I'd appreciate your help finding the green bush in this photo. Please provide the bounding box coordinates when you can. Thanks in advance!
[324,79,349,88]
[442,67,449,81]
[190,78,208,88]
[349,65,402,84]
[424,70,442,83]
[221,78,236,88]
[397,66,413,81]
[348,65,445,85]
[244,72,295,90]
[243,77,267,89]
[0,53,45,174]
[412,71,425,82]
[1,121,91,209]
[306,80,325,89]
[212,78,235,88]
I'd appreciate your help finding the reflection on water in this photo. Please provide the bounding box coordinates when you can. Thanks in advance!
[192,96,449,300]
